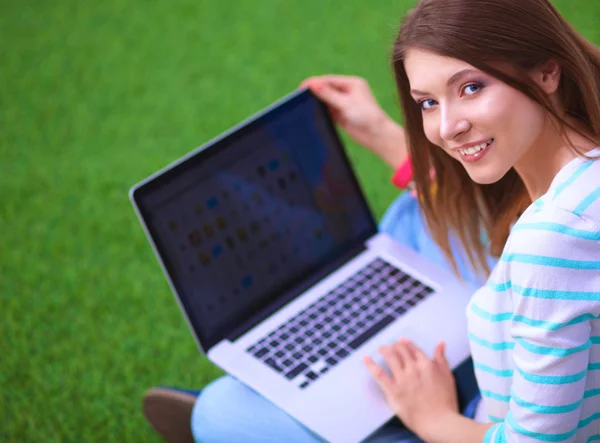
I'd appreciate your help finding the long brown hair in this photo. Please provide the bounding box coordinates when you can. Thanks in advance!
[393,0,600,277]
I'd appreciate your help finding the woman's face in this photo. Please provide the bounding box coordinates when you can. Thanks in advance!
[404,48,548,184]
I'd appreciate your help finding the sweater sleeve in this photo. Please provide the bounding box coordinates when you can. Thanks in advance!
[485,210,600,442]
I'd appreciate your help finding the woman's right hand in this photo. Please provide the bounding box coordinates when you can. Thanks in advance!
[300,75,407,169]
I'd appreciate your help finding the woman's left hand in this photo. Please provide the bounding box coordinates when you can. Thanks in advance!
[363,339,460,438]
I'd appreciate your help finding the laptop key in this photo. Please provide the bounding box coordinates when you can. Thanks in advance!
[307,355,319,363]
[306,371,319,381]
[285,363,308,380]
[395,306,407,315]
[265,358,283,373]
[348,314,395,350]
[275,350,285,358]
[254,348,269,358]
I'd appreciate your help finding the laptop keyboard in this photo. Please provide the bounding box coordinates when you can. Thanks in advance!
[246,258,434,389]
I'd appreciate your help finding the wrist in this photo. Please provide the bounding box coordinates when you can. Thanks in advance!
[416,410,461,443]
[418,411,495,443]
[368,116,407,169]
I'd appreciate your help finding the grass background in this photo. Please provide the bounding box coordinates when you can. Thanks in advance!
[2,1,599,441]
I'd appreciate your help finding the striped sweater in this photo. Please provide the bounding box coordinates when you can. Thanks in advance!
[466,149,600,442]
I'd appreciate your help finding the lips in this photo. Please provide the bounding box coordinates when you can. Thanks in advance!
[457,139,494,163]
[457,139,493,156]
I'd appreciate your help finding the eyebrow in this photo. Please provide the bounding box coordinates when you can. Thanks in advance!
[410,68,478,96]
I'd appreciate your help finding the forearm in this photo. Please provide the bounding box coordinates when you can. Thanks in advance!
[420,412,496,443]
[368,117,408,170]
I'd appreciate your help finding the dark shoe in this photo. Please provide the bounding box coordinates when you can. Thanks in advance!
[143,387,199,443]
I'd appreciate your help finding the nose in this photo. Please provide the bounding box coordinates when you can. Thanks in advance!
[439,104,470,141]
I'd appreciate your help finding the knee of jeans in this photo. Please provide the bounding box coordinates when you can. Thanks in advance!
[190,376,251,442]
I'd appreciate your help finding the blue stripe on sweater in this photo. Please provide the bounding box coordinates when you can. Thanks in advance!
[511,221,600,240]
[484,423,503,443]
[487,281,600,301]
[515,365,587,384]
[505,411,577,441]
[480,389,511,402]
[470,302,597,329]
[469,333,515,350]
[574,185,600,216]
[501,254,600,270]
[474,361,513,377]
[552,160,595,200]
[511,390,583,414]
[516,337,591,356]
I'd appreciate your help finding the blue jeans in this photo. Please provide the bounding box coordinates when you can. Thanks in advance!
[191,192,495,442]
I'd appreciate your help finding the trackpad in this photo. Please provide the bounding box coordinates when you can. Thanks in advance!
[369,325,438,371]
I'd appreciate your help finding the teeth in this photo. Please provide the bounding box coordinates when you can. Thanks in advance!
[459,140,492,156]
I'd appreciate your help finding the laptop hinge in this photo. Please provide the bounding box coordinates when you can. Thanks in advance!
[226,242,368,343]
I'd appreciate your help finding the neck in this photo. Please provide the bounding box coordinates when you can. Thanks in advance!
[514,116,596,201]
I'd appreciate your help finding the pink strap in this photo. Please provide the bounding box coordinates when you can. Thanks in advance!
[391,157,413,189]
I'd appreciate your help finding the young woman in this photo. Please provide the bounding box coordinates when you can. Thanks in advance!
[143,0,600,441]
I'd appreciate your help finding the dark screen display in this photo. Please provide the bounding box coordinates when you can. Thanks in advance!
[135,91,375,348]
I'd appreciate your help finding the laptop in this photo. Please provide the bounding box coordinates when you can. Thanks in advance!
[130,88,473,442]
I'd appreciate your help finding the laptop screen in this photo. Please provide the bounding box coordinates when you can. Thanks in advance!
[133,90,376,350]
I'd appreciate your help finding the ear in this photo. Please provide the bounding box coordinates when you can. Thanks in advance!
[531,59,561,95]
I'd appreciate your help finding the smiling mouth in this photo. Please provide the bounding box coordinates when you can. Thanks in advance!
[457,139,494,156]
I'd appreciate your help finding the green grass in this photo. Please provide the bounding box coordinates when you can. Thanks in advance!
[2,1,599,441]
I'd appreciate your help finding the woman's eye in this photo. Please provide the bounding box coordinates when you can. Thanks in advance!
[463,83,482,95]
[419,99,437,110]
